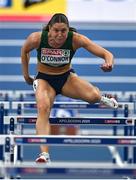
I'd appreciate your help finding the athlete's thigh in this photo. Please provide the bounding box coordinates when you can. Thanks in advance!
[62,73,98,101]
[34,79,56,107]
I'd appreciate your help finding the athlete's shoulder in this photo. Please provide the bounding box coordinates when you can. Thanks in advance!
[72,32,87,49]
[25,31,41,48]
[28,32,42,42]
[22,32,41,50]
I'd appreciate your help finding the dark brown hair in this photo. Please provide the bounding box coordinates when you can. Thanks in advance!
[43,13,77,32]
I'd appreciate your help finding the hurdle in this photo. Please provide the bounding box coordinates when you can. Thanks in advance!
[2,115,136,165]
[6,135,136,145]
[10,101,135,140]
[11,101,134,139]
[2,134,136,171]
[4,116,135,126]
[11,101,135,122]
[1,161,136,179]
[12,101,134,110]
[1,135,136,148]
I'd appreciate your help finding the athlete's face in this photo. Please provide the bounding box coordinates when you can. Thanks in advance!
[49,23,69,44]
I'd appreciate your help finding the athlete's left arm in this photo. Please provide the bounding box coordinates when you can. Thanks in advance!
[73,33,114,72]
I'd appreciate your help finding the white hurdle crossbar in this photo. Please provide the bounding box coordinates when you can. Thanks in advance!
[12,101,134,110]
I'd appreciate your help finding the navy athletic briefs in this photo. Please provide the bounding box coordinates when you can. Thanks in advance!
[35,69,75,95]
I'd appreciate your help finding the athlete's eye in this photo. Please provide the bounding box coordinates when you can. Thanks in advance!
[54,29,59,33]
[61,29,67,33]
[53,28,67,33]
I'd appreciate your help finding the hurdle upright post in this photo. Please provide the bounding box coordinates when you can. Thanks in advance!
[19,94,24,101]
[112,107,118,164]
[9,118,15,163]
[133,119,136,163]
[112,93,118,155]
[9,118,15,134]
[113,108,118,135]
[123,104,129,163]
[4,137,11,162]
[16,104,23,162]
[129,94,134,102]
[123,104,133,163]
[4,93,9,101]
[0,103,4,161]
[17,104,22,115]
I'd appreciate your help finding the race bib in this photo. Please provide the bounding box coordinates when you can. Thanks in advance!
[41,48,70,67]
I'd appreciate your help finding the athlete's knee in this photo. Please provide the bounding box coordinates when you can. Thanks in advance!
[91,87,101,102]
[37,99,51,113]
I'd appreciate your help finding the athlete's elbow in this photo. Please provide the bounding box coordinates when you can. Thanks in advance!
[103,50,114,62]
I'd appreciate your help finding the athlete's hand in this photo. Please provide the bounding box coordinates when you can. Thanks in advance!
[100,63,113,72]
[24,76,34,85]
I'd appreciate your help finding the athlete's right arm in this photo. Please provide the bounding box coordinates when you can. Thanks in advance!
[21,32,41,85]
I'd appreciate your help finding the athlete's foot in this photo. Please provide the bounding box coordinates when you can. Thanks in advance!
[100,95,118,109]
[35,152,50,163]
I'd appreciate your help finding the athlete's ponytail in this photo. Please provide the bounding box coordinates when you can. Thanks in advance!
[69,27,77,32]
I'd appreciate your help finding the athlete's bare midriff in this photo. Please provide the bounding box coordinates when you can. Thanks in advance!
[37,62,71,75]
